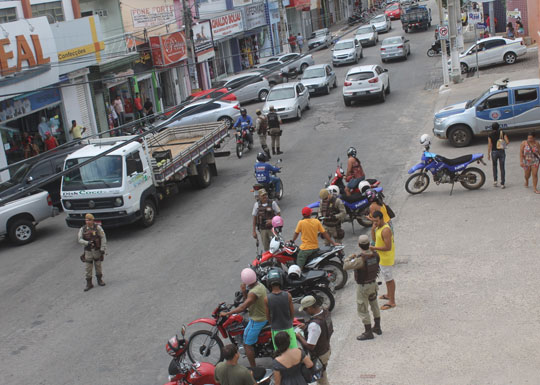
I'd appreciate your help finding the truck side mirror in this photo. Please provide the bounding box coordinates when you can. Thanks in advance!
[26,176,34,184]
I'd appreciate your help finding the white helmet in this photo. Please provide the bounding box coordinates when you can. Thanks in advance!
[288,265,302,279]
[327,185,340,197]
[358,180,371,194]
[420,134,431,147]
[269,237,281,254]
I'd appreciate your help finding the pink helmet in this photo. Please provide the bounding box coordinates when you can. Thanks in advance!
[241,268,257,285]
[366,189,377,202]
[272,216,284,228]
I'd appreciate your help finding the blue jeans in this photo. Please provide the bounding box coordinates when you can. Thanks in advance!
[347,176,365,189]
[491,150,506,185]
[269,176,281,194]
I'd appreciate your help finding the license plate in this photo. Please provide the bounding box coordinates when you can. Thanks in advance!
[354,91,367,96]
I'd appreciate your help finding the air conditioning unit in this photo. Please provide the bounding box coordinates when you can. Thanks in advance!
[95,9,108,17]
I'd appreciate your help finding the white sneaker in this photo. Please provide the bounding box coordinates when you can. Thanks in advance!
[493,181,498,187]
[501,184,505,189]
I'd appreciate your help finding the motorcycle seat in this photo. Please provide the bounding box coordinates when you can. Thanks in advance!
[340,192,365,203]
[261,324,272,333]
[314,246,333,256]
[436,154,473,166]
[287,269,327,287]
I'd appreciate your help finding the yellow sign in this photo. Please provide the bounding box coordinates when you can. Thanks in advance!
[57,41,105,61]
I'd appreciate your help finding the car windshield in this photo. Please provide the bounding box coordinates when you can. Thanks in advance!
[372,15,386,22]
[63,156,123,191]
[267,88,296,101]
[302,68,326,79]
[212,80,227,88]
[466,88,491,108]
[315,30,326,36]
[387,4,398,10]
[357,26,373,34]
[335,41,354,50]
[346,71,375,81]
[383,37,402,45]
[6,162,33,184]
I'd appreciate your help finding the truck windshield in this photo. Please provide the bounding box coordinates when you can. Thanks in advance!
[466,88,490,109]
[63,156,123,191]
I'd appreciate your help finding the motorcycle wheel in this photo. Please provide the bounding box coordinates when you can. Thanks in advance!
[460,167,485,190]
[427,48,436,57]
[405,172,430,194]
[236,143,243,159]
[321,261,348,290]
[186,330,224,365]
[309,286,335,312]
[277,179,284,200]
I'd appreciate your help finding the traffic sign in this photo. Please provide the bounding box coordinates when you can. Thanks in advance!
[438,26,449,40]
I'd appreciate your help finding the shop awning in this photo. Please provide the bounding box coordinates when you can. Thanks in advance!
[89,52,139,73]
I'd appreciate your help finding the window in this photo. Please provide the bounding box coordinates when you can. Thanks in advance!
[31,1,65,23]
[482,92,509,109]
[0,7,17,23]
[484,39,506,50]
[29,161,53,180]
[514,88,538,104]
[346,72,375,81]
[126,152,143,175]
[52,157,65,173]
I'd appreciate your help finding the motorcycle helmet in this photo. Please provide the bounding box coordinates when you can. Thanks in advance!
[257,152,267,162]
[420,134,431,147]
[272,215,284,228]
[266,268,283,288]
[347,147,357,157]
[327,185,340,197]
[166,335,186,357]
[358,180,371,194]
[240,107,247,115]
[365,188,377,202]
[288,265,302,280]
[269,237,281,254]
[241,268,257,285]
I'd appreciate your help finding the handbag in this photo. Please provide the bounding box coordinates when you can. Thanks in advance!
[301,355,324,383]
[385,204,396,219]
[496,130,507,150]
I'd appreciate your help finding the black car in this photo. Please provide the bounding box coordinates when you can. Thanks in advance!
[0,146,81,206]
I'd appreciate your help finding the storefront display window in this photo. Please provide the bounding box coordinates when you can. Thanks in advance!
[239,35,260,70]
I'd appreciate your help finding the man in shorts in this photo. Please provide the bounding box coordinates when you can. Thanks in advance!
[370,210,396,310]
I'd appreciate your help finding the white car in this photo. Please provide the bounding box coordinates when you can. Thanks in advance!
[262,82,310,120]
[212,73,270,103]
[355,24,378,47]
[332,38,363,66]
[307,28,333,50]
[342,64,390,106]
[264,52,315,73]
[370,14,392,33]
[455,37,528,74]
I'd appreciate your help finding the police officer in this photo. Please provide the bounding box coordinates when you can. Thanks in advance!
[78,213,107,291]
[255,109,271,159]
[267,106,283,155]
[343,234,381,340]
[233,108,254,146]
[252,189,281,251]
[318,188,346,245]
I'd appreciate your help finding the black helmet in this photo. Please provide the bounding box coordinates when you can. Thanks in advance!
[266,268,283,288]
[257,152,267,162]
[240,108,247,114]
[347,147,357,157]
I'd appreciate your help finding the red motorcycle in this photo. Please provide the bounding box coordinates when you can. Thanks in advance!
[326,159,381,195]
[186,300,303,366]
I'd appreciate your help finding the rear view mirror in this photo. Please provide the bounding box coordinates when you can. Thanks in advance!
[384,68,389,72]
[26,176,34,184]
[476,105,484,111]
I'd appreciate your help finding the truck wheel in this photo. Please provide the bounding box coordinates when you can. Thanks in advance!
[8,218,36,245]
[196,163,211,188]
[448,125,472,147]
[300,63,308,73]
[140,199,156,227]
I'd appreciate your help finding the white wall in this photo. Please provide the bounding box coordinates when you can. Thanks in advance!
[0,1,23,17]
[79,0,123,38]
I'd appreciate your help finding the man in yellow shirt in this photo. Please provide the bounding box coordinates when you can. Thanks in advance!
[69,120,86,140]
[291,207,338,269]
[370,210,396,310]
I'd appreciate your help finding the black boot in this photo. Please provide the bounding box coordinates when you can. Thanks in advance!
[96,274,106,286]
[277,147,283,154]
[272,147,276,155]
[357,324,374,340]
[84,278,94,292]
[372,317,382,335]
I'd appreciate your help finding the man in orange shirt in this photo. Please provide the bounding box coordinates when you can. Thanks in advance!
[134,92,144,120]
[291,207,338,268]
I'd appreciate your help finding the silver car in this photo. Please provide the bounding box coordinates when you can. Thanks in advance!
[159,100,241,131]
[262,82,310,120]
[308,28,332,50]
[300,64,337,95]
[212,73,270,103]
[332,38,363,66]
[264,53,315,73]
[380,35,410,62]
[355,24,378,47]
[370,14,392,33]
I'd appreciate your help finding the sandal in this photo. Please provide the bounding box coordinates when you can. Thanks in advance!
[379,294,389,300]
[381,303,396,310]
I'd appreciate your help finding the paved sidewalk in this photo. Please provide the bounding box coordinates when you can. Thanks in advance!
[326,55,540,383]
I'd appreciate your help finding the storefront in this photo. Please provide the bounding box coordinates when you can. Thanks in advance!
[242,2,271,64]
[193,20,216,91]
[286,0,312,38]
[211,10,245,79]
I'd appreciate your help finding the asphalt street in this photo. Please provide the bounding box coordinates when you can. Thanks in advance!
[0,5,444,384]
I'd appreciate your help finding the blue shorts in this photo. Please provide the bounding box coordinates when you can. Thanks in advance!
[244,319,267,345]
[347,176,365,189]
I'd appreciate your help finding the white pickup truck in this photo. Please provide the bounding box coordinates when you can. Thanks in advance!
[0,190,58,245]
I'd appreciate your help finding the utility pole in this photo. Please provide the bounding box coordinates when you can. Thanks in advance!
[437,0,450,87]
[447,0,461,83]
[182,0,199,90]
[488,0,495,35]
[278,0,289,54]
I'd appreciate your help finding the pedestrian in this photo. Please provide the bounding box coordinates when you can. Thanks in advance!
[344,147,365,196]
[144,98,155,123]
[220,268,267,368]
[253,189,281,251]
[69,120,86,140]
[370,210,396,310]
[78,213,107,292]
[519,132,540,193]
[288,35,297,52]
[506,22,515,39]
[366,189,393,230]
[44,131,59,150]
[297,33,304,53]
[516,19,524,37]
[291,207,338,269]
[273,331,313,385]
[134,92,144,120]
[214,344,256,385]
[267,106,283,155]
[264,269,297,349]
[487,122,509,188]
[255,109,271,159]
[344,234,382,341]
[113,95,125,126]
[318,188,346,245]
[38,116,50,141]
[296,295,333,385]
[22,132,39,158]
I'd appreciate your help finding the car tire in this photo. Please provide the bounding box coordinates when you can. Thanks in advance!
[258,89,269,101]
[380,87,386,102]
[460,62,469,74]
[344,98,352,106]
[325,84,331,95]
[354,55,358,64]
[8,218,36,245]
[448,124,473,147]
[504,52,517,65]
[217,116,233,129]
[381,58,386,63]
[300,63,309,73]
[360,50,363,59]
[386,80,391,94]
[296,107,302,120]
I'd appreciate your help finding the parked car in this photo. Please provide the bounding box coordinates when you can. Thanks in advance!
[380,35,411,62]
[252,62,286,86]
[401,4,431,32]
[355,24,378,47]
[332,38,363,66]
[307,28,333,50]
[159,100,241,131]
[454,37,527,74]
[300,64,337,95]
[0,146,80,206]
[385,2,402,19]
[370,14,392,33]
[186,88,237,102]
[262,82,310,120]
[264,53,315,73]
[433,78,540,147]
[212,73,270,103]
[342,64,390,106]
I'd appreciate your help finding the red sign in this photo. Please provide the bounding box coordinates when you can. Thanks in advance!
[149,31,187,67]
[287,0,310,11]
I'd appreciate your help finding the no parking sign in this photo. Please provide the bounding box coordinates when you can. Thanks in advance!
[438,26,449,40]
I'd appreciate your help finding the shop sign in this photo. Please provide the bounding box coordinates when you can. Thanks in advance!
[211,11,244,40]
[268,1,280,24]
[0,17,58,103]
[0,88,61,124]
[133,43,154,72]
[294,0,311,11]
[149,31,187,67]
[244,2,267,30]
[131,5,176,28]
[192,21,215,62]
[233,0,252,6]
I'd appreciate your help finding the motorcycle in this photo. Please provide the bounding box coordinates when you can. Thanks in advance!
[186,299,304,366]
[279,68,299,81]
[164,326,273,385]
[252,160,283,200]
[426,40,450,57]
[405,137,486,195]
[236,121,254,158]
